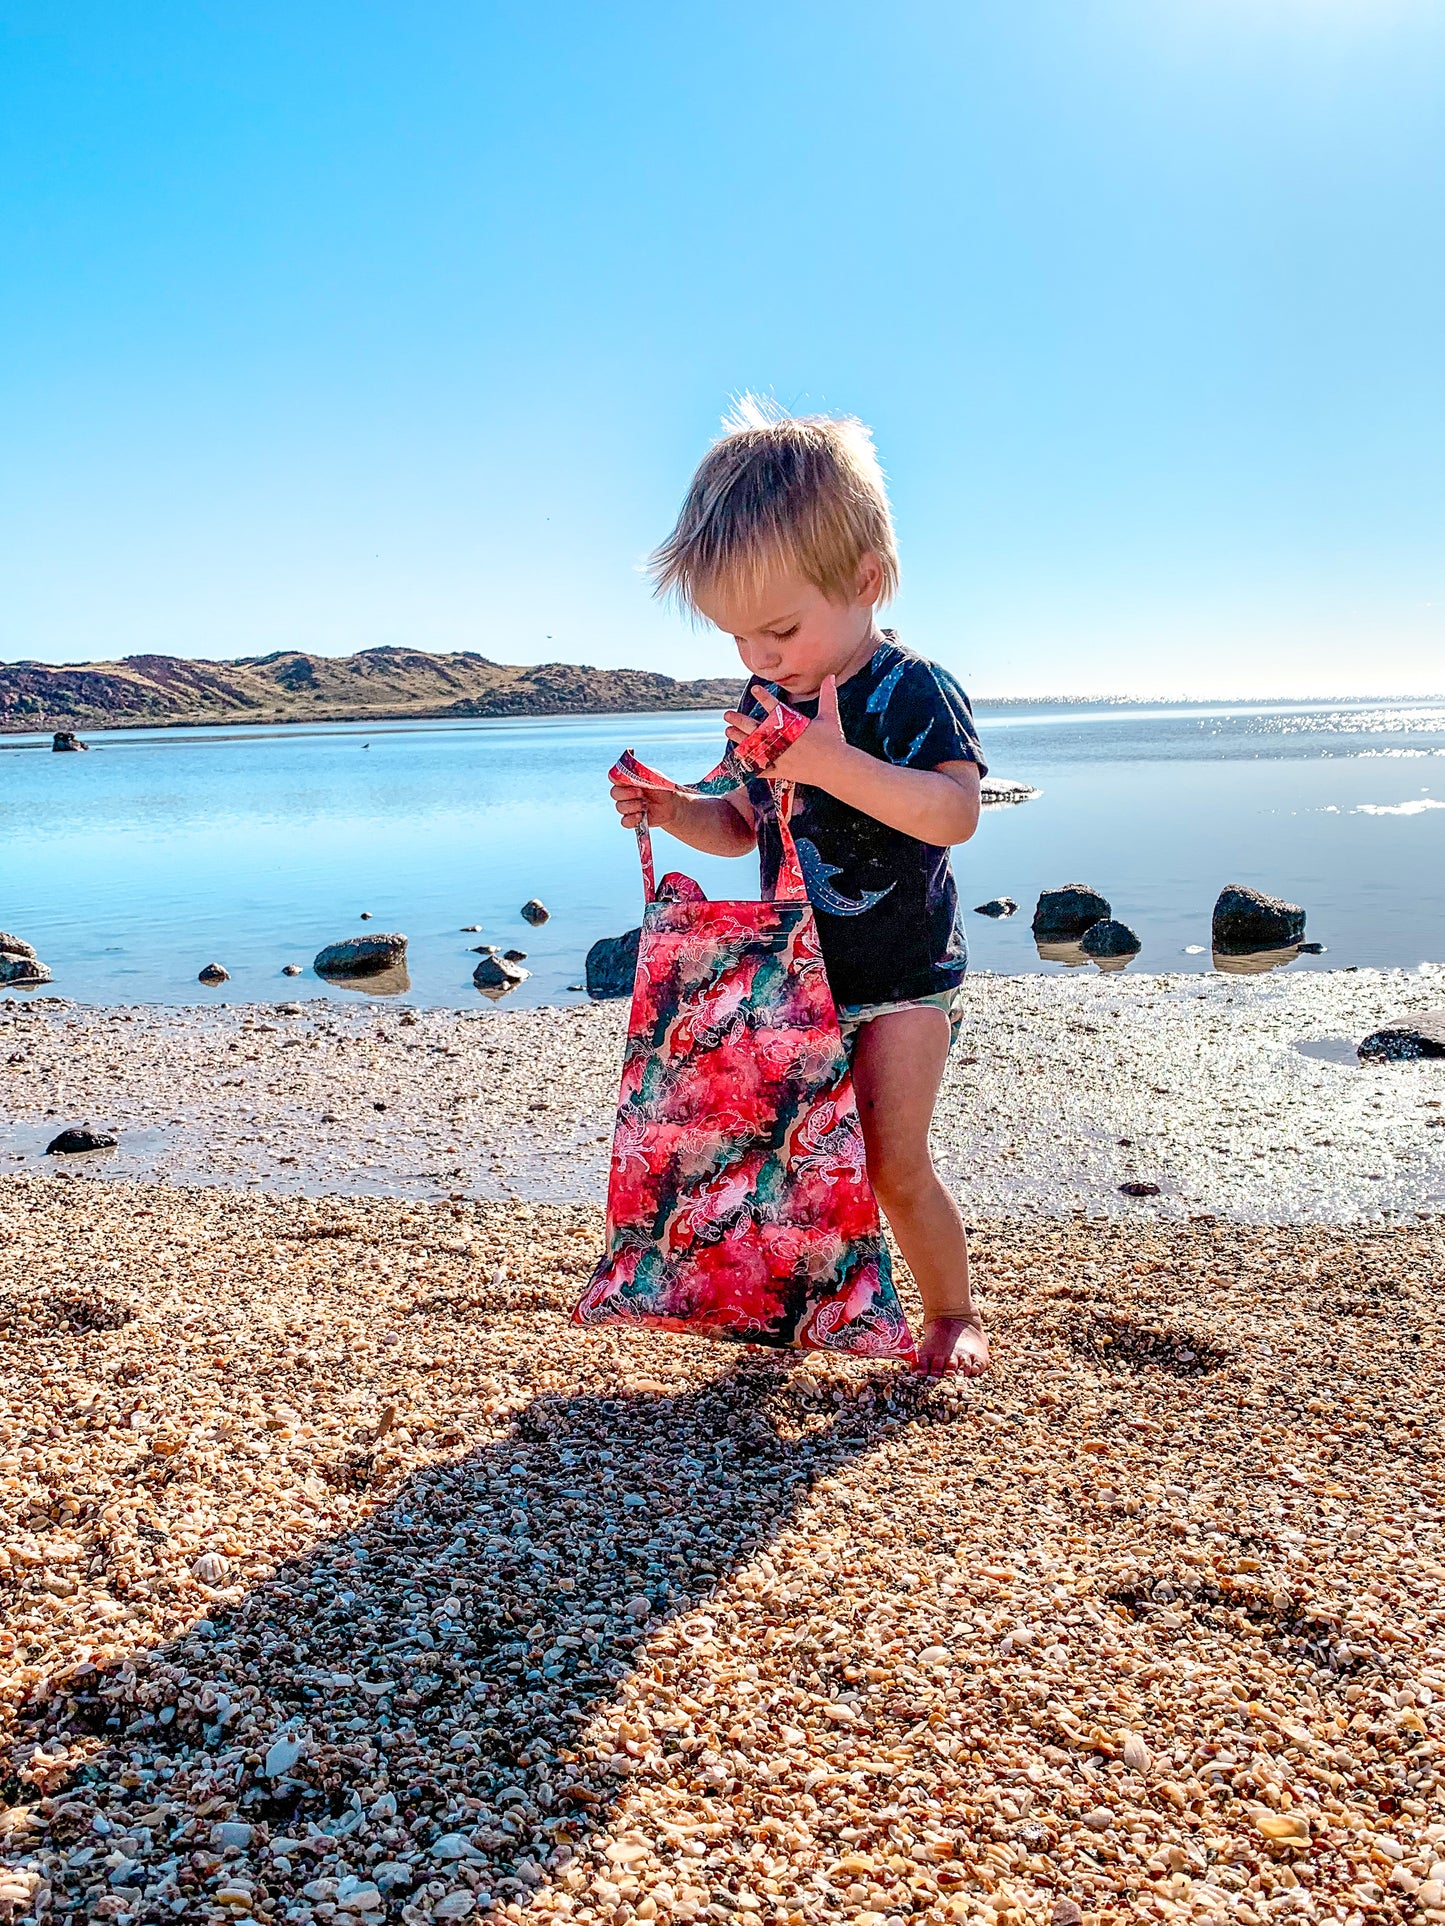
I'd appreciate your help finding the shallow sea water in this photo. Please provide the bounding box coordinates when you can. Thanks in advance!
[2,694,1442,1008]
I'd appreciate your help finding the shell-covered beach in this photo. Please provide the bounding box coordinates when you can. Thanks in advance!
[2,971,1444,1926]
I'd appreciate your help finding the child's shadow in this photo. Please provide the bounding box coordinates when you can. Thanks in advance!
[34,1358,936,1910]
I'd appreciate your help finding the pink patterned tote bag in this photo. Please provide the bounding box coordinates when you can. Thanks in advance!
[574,704,915,1359]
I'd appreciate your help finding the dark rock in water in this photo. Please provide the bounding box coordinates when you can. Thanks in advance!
[1212,884,1305,954]
[52,731,88,751]
[197,962,230,984]
[1298,941,1328,955]
[586,927,642,1000]
[1032,884,1110,940]
[503,948,528,963]
[473,952,529,996]
[47,1127,117,1155]
[1080,918,1142,960]
[0,951,51,986]
[314,933,408,976]
[281,962,303,975]
[0,933,38,959]
[973,897,1017,919]
[979,778,1040,806]
[1358,1011,1445,1062]
[461,925,482,933]
[520,899,551,926]
[1119,1181,1162,1197]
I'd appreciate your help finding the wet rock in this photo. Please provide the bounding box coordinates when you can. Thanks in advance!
[1119,1180,1162,1197]
[281,963,303,975]
[473,953,529,997]
[520,899,550,925]
[1032,884,1110,941]
[973,897,1017,918]
[0,933,38,960]
[0,951,51,986]
[198,963,230,984]
[1299,941,1328,955]
[979,777,1040,805]
[502,949,528,963]
[1358,1010,1445,1062]
[52,731,88,751]
[1080,918,1141,960]
[45,1127,117,1155]
[1212,884,1305,955]
[213,1821,253,1850]
[586,927,641,1001]
[314,933,408,977]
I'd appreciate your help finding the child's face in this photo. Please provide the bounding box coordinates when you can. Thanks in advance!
[695,555,884,700]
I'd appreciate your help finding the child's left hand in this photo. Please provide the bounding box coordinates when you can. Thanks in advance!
[724,675,852,788]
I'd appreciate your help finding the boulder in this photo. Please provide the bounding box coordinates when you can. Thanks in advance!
[520,899,551,926]
[0,951,51,986]
[314,933,408,977]
[46,1127,117,1155]
[1080,919,1142,960]
[1031,885,1110,941]
[972,897,1017,919]
[1358,1011,1445,1062]
[0,933,37,959]
[586,927,642,1000]
[1212,885,1305,955]
[281,962,302,975]
[197,963,230,984]
[52,731,88,751]
[473,953,529,996]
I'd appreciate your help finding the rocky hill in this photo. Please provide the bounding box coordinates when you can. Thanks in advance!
[0,647,743,733]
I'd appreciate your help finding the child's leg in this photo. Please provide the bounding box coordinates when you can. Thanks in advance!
[848,1005,989,1377]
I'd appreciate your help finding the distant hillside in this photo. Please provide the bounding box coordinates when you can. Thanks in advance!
[0,647,743,733]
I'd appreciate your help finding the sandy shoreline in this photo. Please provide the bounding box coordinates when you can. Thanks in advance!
[2,1183,1442,1926]
[3,967,1443,1222]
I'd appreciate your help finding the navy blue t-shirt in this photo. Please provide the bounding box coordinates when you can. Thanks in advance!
[739,635,988,1008]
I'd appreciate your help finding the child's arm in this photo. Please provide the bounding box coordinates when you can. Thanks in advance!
[726,677,981,846]
[609,776,757,857]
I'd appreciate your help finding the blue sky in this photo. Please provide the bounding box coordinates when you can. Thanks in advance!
[2,1,1442,696]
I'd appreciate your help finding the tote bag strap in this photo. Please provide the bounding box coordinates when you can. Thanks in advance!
[611,701,811,906]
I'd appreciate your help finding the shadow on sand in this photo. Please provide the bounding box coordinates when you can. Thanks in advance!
[21,1357,942,1917]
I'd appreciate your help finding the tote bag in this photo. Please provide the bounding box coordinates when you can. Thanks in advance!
[574,703,915,1359]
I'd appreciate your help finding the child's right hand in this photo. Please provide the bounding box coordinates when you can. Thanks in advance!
[610,777,676,831]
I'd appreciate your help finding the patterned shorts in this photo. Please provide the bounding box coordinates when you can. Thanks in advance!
[835,985,967,1052]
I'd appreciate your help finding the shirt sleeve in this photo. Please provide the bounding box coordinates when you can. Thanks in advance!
[872,658,988,777]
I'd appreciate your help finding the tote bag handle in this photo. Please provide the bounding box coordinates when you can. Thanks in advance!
[610,701,811,907]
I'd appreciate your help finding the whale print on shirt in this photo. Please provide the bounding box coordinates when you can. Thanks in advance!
[795,837,895,916]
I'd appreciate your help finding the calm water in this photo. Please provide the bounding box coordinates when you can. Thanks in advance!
[2,696,1443,1008]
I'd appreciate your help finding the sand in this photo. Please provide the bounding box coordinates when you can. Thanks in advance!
[2,972,1444,1926]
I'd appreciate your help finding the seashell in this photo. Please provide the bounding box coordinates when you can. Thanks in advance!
[1251,1809,1311,1843]
[192,1551,230,1583]
[1122,1733,1151,1772]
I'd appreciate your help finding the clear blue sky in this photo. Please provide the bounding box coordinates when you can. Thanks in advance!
[3,1,1442,696]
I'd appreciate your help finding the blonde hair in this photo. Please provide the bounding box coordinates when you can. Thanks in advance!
[650,395,899,613]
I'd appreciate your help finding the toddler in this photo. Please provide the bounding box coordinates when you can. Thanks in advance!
[611,399,989,1376]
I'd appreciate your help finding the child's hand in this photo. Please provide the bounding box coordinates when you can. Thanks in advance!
[725,675,853,789]
[610,776,676,831]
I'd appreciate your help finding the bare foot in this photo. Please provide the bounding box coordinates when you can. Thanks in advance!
[914,1313,990,1377]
